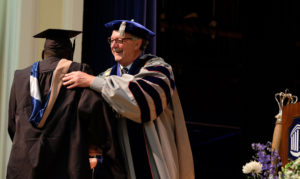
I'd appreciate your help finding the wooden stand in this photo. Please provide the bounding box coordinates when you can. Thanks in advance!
[280,102,300,165]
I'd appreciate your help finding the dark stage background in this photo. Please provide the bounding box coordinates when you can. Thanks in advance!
[82,0,299,178]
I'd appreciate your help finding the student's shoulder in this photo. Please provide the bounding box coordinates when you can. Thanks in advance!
[14,64,33,78]
[68,61,94,73]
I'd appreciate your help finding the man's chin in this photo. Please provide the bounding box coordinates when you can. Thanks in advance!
[113,55,122,62]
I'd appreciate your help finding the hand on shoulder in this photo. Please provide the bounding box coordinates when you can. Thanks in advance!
[62,71,95,89]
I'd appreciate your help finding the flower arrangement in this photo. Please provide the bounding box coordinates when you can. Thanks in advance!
[242,141,281,179]
[242,141,300,178]
[278,157,300,179]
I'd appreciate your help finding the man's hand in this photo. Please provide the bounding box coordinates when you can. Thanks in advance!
[89,158,98,169]
[62,71,95,89]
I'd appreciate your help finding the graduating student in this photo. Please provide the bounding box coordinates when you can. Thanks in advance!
[63,20,195,179]
[7,29,125,179]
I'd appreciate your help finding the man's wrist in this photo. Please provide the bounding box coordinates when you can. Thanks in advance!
[90,76,106,93]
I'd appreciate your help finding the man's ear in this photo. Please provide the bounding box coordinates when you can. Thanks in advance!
[135,39,142,50]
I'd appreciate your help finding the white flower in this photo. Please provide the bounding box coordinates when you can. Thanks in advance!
[284,171,296,179]
[242,161,263,174]
[293,157,300,166]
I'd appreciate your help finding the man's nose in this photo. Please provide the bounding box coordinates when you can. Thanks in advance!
[111,41,118,48]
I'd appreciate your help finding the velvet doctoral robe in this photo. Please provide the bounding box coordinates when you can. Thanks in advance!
[90,54,195,179]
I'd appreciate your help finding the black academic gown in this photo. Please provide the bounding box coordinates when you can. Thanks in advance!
[7,57,125,179]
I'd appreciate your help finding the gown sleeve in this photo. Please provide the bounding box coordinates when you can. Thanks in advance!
[78,63,126,178]
[76,63,108,149]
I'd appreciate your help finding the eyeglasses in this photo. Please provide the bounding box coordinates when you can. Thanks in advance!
[108,37,133,45]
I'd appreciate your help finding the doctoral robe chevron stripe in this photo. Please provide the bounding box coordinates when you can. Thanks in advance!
[145,66,175,89]
[29,61,51,126]
[128,73,172,122]
[143,76,171,105]
[128,82,151,122]
[137,79,163,117]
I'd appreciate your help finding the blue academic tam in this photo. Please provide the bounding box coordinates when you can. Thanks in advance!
[104,19,155,40]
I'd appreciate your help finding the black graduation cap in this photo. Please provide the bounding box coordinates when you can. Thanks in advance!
[33,29,81,51]
[104,20,155,40]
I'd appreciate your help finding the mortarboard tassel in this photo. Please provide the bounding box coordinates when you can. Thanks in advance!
[118,21,126,37]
